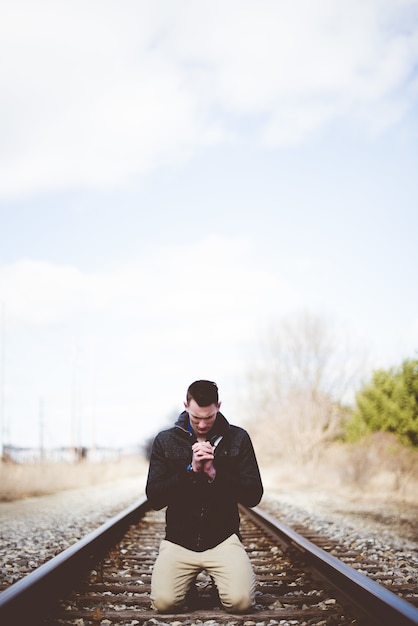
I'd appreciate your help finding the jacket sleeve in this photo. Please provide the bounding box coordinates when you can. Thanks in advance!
[145,432,194,510]
[214,429,263,507]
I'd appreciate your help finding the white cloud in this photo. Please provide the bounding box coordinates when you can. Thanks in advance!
[0,236,296,324]
[0,2,224,198]
[0,0,417,198]
[0,235,301,447]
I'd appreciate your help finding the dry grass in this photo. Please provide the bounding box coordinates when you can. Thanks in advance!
[258,433,418,505]
[2,435,417,506]
[0,455,148,502]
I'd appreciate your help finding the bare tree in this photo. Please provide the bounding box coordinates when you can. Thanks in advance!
[242,312,361,463]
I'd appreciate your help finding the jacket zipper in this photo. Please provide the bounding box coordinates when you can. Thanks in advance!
[196,506,205,549]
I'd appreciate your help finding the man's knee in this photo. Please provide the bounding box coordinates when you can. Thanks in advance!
[220,590,254,613]
[151,590,183,613]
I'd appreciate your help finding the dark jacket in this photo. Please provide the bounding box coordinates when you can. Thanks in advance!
[145,411,263,551]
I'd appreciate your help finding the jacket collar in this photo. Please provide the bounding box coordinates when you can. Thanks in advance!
[175,410,230,442]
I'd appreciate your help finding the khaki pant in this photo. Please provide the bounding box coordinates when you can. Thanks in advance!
[150,534,256,613]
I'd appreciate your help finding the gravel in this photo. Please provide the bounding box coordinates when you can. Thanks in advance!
[0,476,145,588]
[260,489,418,588]
[1,477,417,595]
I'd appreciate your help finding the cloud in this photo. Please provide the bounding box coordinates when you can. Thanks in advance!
[1,0,417,198]
[0,2,224,199]
[0,235,300,446]
[0,236,295,325]
[173,0,418,143]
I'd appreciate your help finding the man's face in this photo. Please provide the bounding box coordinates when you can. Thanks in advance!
[184,398,220,438]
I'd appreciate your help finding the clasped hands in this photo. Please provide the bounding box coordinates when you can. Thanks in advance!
[191,441,216,481]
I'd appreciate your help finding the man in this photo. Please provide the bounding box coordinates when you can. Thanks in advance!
[146,379,263,613]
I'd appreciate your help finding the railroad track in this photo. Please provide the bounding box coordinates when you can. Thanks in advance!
[1,497,418,625]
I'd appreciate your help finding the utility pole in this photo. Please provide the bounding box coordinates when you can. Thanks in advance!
[91,351,97,455]
[71,338,77,461]
[0,301,5,461]
[39,396,45,462]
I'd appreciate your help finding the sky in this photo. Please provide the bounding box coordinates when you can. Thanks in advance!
[1,0,418,451]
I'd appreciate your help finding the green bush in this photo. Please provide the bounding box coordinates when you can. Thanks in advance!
[345,359,418,447]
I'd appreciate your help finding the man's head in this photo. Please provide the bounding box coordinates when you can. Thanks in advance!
[186,380,219,406]
[184,380,221,438]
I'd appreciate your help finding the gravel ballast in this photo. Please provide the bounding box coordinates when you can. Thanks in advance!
[0,476,145,588]
[1,477,417,595]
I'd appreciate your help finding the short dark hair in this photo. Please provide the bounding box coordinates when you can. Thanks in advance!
[187,380,219,406]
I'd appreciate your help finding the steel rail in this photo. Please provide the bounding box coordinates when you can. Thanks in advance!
[0,495,150,624]
[2,497,418,625]
[244,504,418,626]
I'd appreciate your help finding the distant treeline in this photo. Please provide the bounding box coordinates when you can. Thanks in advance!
[1,445,134,463]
